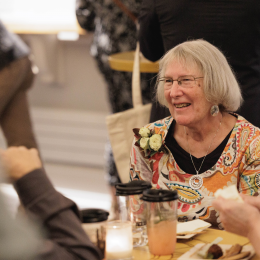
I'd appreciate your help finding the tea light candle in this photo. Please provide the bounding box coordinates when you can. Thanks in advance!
[106,221,133,260]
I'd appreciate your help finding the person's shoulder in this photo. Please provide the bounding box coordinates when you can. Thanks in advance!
[236,114,260,129]
[145,116,173,129]
[234,113,260,138]
[143,117,173,141]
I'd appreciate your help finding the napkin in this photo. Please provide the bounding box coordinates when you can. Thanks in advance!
[215,185,244,203]
[177,219,211,235]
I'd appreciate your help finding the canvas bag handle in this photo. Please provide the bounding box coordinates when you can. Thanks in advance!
[132,42,143,108]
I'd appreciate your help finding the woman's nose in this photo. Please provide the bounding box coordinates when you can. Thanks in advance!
[169,81,183,97]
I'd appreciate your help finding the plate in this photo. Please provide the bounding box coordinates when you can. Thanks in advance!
[177,227,206,239]
[177,233,198,239]
[177,220,211,239]
[178,243,255,259]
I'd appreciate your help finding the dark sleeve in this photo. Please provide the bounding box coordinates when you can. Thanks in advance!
[138,0,164,62]
[14,168,102,260]
[75,0,96,32]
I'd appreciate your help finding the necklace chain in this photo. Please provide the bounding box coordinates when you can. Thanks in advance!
[184,116,222,176]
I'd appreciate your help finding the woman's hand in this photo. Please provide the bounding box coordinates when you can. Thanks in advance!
[0,146,42,181]
[212,196,260,238]
[240,194,260,211]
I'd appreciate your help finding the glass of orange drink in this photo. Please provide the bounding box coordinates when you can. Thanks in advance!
[141,189,178,255]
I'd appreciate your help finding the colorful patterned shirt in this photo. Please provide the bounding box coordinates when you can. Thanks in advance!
[129,114,260,229]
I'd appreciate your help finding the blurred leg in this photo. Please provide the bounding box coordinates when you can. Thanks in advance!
[0,57,38,148]
[0,89,38,148]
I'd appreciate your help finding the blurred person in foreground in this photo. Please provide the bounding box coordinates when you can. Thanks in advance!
[0,146,102,260]
[0,21,38,149]
[76,0,154,217]
[0,186,40,260]
[138,0,260,126]
[213,195,260,257]
[129,40,260,229]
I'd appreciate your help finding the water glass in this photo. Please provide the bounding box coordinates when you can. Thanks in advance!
[115,180,151,247]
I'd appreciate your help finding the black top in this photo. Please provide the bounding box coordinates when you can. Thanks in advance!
[138,0,260,127]
[165,121,232,175]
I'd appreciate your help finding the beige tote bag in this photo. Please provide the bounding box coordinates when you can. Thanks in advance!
[106,43,152,183]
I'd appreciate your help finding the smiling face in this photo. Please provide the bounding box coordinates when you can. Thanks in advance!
[164,61,213,128]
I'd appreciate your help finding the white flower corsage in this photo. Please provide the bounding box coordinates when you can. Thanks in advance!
[133,127,164,157]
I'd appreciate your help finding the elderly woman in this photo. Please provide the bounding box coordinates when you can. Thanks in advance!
[129,39,260,229]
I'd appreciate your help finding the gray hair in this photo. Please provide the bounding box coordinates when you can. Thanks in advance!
[156,39,243,111]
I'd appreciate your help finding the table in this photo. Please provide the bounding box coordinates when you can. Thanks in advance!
[0,0,85,35]
[3,23,86,35]
[2,18,85,35]
[108,51,159,73]
[132,229,259,260]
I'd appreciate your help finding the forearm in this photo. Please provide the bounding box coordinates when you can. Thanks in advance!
[15,169,102,260]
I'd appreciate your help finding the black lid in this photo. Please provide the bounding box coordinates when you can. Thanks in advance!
[115,180,152,196]
[81,208,109,223]
[141,189,178,202]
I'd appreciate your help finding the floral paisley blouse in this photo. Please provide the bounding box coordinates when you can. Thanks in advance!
[129,114,260,229]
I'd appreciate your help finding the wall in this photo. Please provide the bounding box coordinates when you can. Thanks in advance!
[25,33,110,112]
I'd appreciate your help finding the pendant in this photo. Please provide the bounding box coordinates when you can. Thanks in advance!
[189,175,203,190]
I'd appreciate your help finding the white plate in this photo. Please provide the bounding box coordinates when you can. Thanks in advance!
[177,233,198,239]
[177,226,208,239]
[178,243,255,259]
[177,220,211,239]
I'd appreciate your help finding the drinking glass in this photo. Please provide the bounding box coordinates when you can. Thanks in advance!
[81,208,109,257]
[141,189,178,255]
[115,180,151,247]
[105,220,133,260]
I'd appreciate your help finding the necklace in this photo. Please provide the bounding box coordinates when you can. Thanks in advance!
[184,117,222,190]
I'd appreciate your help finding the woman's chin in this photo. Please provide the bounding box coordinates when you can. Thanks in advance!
[174,116,192,127]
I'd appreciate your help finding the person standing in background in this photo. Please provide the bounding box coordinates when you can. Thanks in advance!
[138,0,260,126]
[76,0,155,217]
[0,21,38,149]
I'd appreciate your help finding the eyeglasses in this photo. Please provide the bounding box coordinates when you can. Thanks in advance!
[157,76,203,89]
